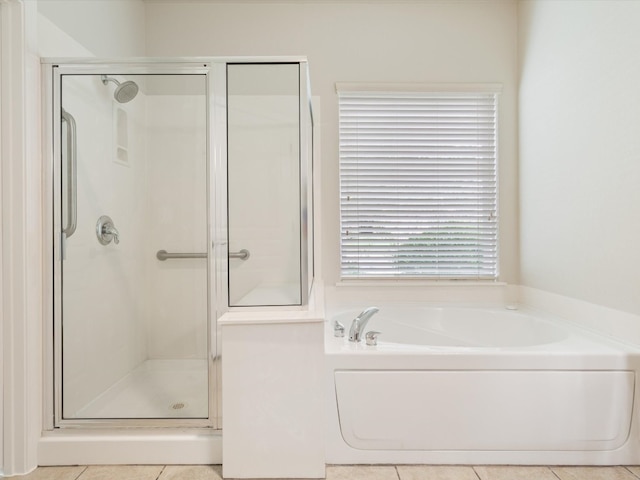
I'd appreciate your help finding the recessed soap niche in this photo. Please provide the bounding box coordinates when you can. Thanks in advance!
[113,104,130,166]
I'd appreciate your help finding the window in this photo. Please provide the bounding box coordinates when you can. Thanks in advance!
[338,85,499,279]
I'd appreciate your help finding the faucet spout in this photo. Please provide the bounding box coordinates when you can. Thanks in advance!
[348,306,379,342]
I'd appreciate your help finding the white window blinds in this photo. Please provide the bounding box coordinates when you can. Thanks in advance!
[338,89,498,279]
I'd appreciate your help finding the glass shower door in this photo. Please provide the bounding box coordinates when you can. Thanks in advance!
[58,71,210,422]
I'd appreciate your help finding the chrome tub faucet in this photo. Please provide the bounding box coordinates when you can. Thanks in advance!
[348,306,380,342]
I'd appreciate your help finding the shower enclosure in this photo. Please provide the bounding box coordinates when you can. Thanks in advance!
[43,59,314,430]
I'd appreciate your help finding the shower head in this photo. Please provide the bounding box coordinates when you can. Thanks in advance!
[101,75,139,103]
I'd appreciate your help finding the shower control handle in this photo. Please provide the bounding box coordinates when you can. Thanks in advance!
[96,215,120,245]
[105,224,120,244]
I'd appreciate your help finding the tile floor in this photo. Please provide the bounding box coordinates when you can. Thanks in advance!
[5,465,640,480]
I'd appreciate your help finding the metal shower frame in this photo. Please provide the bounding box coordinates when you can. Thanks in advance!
[41,56,313,431]
[44,59,222,430]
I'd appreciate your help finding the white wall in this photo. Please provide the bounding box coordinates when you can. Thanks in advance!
[60,75,149,417]
[519,0,640,316]
[227,95,301,305]
[2,0,48,475]
[38,0,146,57]
[144,0,520,286]
[144,91,208,359]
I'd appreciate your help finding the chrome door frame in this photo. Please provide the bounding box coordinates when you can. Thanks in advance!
[44,60,218,429]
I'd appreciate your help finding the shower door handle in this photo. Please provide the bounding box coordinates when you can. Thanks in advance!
[61,108,77,238]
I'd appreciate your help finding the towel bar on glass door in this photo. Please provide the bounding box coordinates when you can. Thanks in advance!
[156,249,250,261]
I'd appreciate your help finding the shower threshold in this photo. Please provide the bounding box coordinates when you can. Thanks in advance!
[72,359,208,419]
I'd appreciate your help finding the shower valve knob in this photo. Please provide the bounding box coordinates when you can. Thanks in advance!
[96,215,120,246]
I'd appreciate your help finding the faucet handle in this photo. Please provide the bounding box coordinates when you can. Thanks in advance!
[96,215,120,246]
[365,331,381,346]
[334,320,345,338]
[105,224,120,244]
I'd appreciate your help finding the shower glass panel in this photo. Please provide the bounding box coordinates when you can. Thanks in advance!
[59,73,209,421]
[227,63,302,306]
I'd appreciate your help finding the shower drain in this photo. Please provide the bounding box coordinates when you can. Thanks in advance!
[170,402,187,410]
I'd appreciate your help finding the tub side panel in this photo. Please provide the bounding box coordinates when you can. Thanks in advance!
[335,370,634,452]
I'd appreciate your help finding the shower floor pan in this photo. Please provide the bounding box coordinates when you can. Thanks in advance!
[73,359,208,419]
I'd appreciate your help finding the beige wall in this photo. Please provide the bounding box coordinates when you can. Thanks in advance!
[38,0,146,57]
[144,0,520,285]
[519,0,640,315]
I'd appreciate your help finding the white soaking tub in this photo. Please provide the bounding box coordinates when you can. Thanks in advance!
[325,305,640,465]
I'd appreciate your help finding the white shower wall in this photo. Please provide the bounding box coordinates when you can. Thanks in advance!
[143,93,207,360]
[61,75,148,416]
[62,81,208,416]
[228,95,301,305]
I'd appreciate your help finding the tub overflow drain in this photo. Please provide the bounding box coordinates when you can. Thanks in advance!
[170,402,186,410]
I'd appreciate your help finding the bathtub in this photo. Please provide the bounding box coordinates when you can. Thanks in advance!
[325,305,640,465]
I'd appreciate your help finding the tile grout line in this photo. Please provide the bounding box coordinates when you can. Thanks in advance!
[471,465,563,480]
[626,466,640,480]
[394,465,401,480]
[73,465,89,480]
[548,466,562,480]
[471,466,482,480]
[156,465,167,480]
